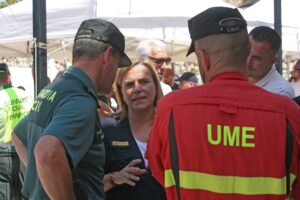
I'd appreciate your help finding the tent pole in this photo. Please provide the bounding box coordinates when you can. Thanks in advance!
[33,0,47,98]
[274,0,282,74]
[93,0,97,18]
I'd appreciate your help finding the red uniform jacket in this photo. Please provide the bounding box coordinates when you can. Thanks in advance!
[147,73,300,200]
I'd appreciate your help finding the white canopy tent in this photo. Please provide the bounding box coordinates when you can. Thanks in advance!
[0,0,94,60]
[241,0,300,53]
[0,0,300,62]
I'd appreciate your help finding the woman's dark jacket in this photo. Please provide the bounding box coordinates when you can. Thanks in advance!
[102,118,166,200]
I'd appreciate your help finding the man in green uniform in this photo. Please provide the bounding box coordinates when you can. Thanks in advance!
[0,63,33,200]
[12,19,131,200]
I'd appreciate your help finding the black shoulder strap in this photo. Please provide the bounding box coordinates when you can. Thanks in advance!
[168,111,181,200]
[285,120,294,195]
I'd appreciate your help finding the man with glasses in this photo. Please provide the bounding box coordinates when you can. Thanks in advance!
[247,26,295,98]
[136,39,172,95]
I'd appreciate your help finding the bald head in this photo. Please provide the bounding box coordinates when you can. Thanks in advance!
[187,7,249,82]
[196,29,249,68]
[194,30,249,82]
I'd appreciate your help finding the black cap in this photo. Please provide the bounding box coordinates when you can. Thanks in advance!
[175,72,198,83]
[75,18,132,67]
[186,7,247,56]
[0,63,10,74]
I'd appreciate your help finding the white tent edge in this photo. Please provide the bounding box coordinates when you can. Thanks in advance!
[0,0,300,62]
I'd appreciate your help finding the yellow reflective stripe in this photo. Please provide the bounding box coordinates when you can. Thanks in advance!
[165,169,296,195]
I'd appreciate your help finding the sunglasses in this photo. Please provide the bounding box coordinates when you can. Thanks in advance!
[148,56,172,65]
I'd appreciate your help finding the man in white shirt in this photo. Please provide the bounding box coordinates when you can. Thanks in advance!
[247,26,295,98]
[136,39,172,95]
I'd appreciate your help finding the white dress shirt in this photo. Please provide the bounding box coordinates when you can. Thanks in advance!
[256,66,295,99]
[160,81,172,95]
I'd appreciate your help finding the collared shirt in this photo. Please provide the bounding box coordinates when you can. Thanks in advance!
[256,66,295,98]
[147,72,300,199]
[160,81,172,95]
[290,81,300,97]
[14,66,105,200]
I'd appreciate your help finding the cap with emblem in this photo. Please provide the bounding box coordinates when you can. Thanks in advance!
[75,18,132,67]
[186,7,247,56]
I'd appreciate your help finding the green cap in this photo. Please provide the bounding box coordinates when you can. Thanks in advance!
[75,19,132,67]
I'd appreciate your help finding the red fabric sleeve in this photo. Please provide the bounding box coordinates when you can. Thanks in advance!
[146,108,165,186]
[146,98,173,188]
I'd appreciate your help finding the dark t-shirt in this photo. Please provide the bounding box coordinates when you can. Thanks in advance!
[294,95,300,106]
[171,83,179,90]
[14,66,105,200]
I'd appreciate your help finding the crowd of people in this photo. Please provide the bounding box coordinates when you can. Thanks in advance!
[0,6,300,200]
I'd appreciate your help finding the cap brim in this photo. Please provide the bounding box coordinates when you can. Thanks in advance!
[189,76,198,83]
[186,42,194,57]
[174,77,182,82]
[118,53,132,68]
[0,70,9,74]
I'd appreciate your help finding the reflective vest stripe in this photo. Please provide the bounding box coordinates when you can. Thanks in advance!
[3,88,20,142]
[164,169,296,195]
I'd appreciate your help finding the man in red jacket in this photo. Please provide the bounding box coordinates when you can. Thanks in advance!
[147,7,300,199]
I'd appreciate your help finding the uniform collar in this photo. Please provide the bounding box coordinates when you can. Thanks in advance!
[255,65,276,87]
[64,66,97,96]
[210,72,248,82]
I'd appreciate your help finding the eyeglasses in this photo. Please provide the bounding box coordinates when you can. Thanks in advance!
[148,56,171,65]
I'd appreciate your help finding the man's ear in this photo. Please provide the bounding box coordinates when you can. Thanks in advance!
[198,48,211,72]
[102,46,114,65]
[271,55,278,64]
[247,40,251,58]
[7,75,11,84]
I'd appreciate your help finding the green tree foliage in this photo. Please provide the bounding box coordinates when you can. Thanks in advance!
[0,0,21,9]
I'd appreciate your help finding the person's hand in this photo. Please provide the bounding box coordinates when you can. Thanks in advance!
[112,159,146,186]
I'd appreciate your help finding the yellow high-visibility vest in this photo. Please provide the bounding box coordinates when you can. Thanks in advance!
[0,86,33,143]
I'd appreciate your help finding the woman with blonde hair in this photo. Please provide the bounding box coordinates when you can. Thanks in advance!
[102,61,166,200]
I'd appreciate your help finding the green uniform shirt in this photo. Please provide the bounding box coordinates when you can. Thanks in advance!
[14,66,105,200]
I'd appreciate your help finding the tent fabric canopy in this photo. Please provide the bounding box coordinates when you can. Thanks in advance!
[0,0,300,62]
[0,0,94,59]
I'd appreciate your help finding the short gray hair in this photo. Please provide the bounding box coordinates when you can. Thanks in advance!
[72,39,112,62]
[135,39,166,61]
[195,29,249,68]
